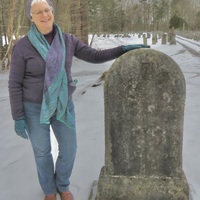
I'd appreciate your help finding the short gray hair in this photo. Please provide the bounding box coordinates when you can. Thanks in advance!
[26,0,54,20]
[31,0,48,6]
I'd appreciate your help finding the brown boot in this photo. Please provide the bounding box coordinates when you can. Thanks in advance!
[60,191,73,200]
[44,193,57,200]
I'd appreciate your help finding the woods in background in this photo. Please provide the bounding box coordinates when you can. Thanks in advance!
[1,0,200,70]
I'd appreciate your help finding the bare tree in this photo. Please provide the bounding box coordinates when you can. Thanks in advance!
[70,0,81,38]
[80,0,89,45]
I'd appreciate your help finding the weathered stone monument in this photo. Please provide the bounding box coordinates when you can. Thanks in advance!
[95,49,189,200]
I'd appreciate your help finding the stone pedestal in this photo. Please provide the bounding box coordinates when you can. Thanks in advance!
[95,49,189,200]
[97,170,188,200]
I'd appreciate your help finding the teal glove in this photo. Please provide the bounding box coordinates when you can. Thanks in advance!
[14,117,29,139]
[122,44,150,52]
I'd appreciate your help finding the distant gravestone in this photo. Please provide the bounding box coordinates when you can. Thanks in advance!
[152,34,157,44]
[147,32,151,38]
[162,33,167,44]
[169,30,176,45]
[95,49,189,200]
[143,34,147,45]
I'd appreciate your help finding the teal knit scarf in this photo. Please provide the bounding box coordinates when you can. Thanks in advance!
[28,23,74,128]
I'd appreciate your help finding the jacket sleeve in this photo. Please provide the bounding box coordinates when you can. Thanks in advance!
[8,43,26,120]
[71,34,124,63]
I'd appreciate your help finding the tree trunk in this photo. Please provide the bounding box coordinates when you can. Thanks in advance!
[7,0,16,38]
[70,0,81,38]
[80,0,88,45]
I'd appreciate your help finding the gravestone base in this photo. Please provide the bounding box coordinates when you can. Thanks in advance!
[96,167,189,200]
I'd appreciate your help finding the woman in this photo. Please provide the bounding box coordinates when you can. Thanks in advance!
[8,0,149,199]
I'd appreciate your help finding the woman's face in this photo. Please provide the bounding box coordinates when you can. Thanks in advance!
[31,2,54,34]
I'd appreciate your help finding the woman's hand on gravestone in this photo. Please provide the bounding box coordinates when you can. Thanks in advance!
[122,44,150,53]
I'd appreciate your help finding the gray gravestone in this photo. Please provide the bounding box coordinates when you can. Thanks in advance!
[152,34,157,44]
[169,30,177,45]
[162,33,167,44]
[143,34,147,45]
[95,49,189,200]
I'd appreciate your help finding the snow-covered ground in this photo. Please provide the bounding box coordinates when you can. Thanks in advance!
[0,34,200,200]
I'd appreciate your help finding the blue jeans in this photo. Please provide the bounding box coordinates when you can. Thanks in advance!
[23,100,77,195]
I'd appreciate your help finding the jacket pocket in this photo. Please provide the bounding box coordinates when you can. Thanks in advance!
[68,79,77,97]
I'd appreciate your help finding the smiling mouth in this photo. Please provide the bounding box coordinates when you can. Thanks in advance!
[41,19,50,23]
